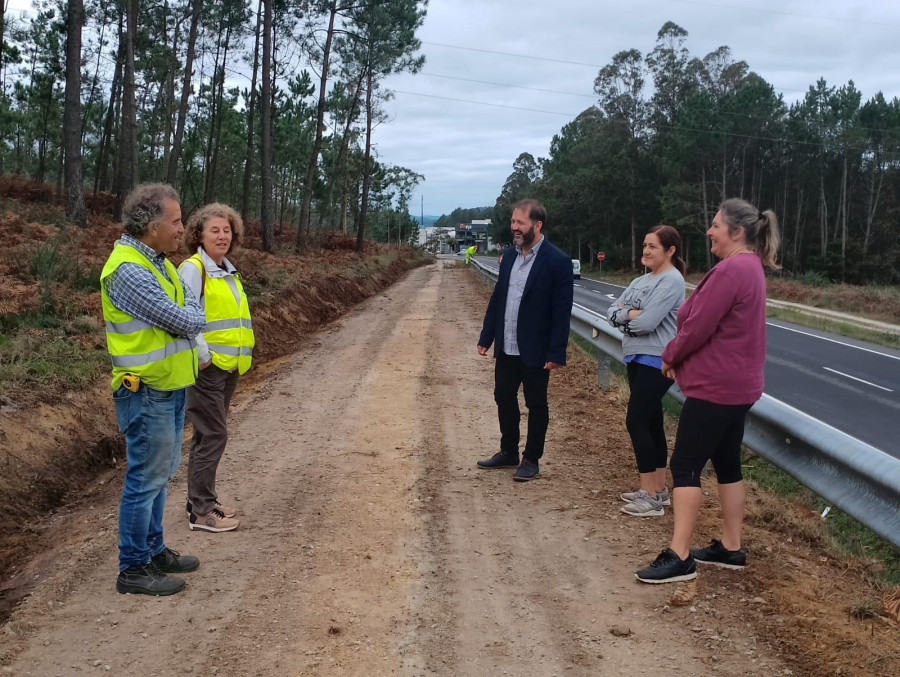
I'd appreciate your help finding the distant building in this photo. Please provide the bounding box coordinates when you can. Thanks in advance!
[455,219,492,252]
[420,226,457,253]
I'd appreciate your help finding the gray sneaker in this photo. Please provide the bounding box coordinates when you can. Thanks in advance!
[620,486,671,506]
[620,490,665,517]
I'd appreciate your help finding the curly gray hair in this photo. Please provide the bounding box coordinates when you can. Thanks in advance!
[121,184,180,237]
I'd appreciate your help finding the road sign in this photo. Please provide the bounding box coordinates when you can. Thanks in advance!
[597,252,606,262]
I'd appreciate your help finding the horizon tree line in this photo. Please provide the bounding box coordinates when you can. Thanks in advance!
[485,22,900,285]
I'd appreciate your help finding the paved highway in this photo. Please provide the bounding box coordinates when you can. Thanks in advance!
[474,257,900,458]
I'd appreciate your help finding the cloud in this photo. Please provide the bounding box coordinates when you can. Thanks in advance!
[379,0,900,216]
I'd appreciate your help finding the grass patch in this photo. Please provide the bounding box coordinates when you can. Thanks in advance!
[766,307,900,349]
[0,329,107,397]
[743,453,900,586]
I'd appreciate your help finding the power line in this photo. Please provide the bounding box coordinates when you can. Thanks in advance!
[414,71,900,137]
[393,89,577,117]
[420,72,595,99]
[666,0,900,29]
[421,40,809,95]
[422,41,604,69]
[392,89,900,157]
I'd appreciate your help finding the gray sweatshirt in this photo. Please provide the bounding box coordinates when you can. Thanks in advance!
[606,267,685,357]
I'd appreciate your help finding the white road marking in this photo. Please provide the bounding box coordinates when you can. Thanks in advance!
[768,323,900,361]
[573,283,582,288]
[573,302,604,317]
[823,367,893,392]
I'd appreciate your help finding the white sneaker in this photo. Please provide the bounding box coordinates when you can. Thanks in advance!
[620,486,671,506]
[620,490,665,517]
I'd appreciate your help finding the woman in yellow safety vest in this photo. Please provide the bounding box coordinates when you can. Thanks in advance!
[177,203,255,534]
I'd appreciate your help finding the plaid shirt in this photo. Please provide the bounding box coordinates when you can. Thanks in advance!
[103,234,205,338]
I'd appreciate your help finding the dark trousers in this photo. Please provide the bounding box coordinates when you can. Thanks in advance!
[625,361,674,474]
[494,352,551,461]
[186,365,239,515]
[670,397,751,488]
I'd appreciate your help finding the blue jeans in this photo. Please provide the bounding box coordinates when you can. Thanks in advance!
[113,384,186,571]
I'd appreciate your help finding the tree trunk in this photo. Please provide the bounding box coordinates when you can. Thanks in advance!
[701,165,711,270]
[720,133,727,204]
[64,0,86,227]
[355,66,374,253]
[297,2,338,250]
[818,175,827,257]
[162,8,180,178]
[259,0,275,252]
[35,75,56,184]
[82,17,107,147]
[204,19,231,203]
[167,0,202,185]
[328,73,364,230]
[95,23,123,195]
[113,0,138,219]
[793,188,804,270]
[840,154,848,281]
[864,158,884,254]
[240,0,263,222]
[781,154,789,263]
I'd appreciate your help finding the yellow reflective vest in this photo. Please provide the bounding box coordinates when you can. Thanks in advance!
[100,242,198,391]
[181,253,254,375]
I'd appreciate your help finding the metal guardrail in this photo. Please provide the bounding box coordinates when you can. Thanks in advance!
[472,259,900,548]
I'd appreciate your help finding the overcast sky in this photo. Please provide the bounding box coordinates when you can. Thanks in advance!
[378,0,900,217]
[7,0,900,219]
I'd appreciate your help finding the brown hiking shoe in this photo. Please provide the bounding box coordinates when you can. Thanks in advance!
[185,500,237,518]
[189,509,239,533]
[214,501,237,518]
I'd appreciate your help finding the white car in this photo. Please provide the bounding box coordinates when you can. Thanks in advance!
[572,259,581,279]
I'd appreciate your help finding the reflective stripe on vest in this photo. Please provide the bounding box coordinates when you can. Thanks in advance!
[100,242,198,391]
[109,338,197,368]
[181,254,255,375]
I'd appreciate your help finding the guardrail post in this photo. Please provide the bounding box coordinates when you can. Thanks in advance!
[597,351,611,389]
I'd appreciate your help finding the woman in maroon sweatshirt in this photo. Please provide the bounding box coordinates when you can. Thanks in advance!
[636,198,781,584]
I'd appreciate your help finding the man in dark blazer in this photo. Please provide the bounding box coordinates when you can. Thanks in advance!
[476,199,574,481]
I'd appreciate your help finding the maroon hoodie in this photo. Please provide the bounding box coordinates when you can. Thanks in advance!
[662,253,766,405]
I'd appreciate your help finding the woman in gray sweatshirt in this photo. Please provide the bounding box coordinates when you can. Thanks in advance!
[607,225,686,517]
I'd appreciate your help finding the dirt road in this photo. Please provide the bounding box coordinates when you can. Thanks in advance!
[0,262,824,675]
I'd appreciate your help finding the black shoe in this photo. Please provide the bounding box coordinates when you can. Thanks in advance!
[116,562,185,596]
[152,547,200,573]
[690,539,747,570]
[477,452,520,469]
[512,459,539,482]
[635,548,697,584]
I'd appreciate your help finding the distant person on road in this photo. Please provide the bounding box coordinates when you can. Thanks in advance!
[476,199,574,481]
[607,225,685,518]
[636,199,780,584]
[465,244,478,264]
[178,204,254,534]
[101,184,205,596]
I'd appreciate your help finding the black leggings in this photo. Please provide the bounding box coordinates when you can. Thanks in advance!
[625,361,674,474]
[670,397,752,488]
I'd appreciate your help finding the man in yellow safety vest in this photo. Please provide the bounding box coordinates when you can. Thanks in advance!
[100,184,206,596]
[465,244,478,264]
